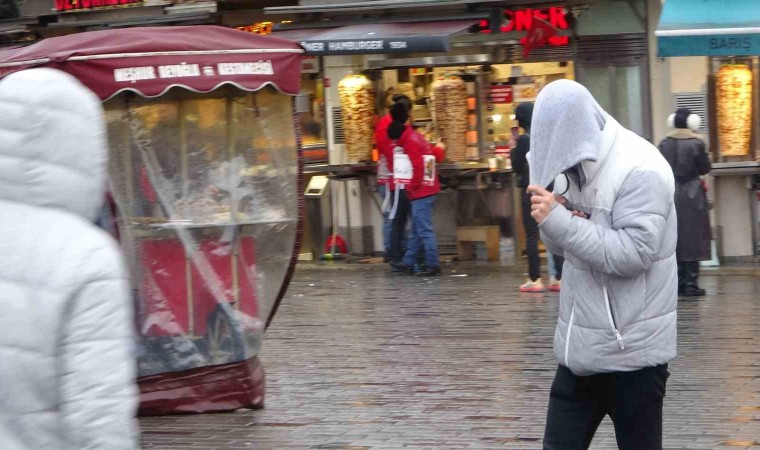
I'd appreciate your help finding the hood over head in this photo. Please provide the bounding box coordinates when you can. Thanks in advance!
[0,68,107,221]
[528,80,608,188]
[515,102,534,131]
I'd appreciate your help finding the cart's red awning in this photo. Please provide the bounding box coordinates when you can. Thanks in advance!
[0,26,304,100]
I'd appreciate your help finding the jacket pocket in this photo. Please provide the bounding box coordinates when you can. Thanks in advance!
[603,287,625,350]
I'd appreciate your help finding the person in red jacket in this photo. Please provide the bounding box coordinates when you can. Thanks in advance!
[375,94,413,267]
[387,102,446,276]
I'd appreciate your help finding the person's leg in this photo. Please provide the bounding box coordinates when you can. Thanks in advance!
[555,254,565,280]
[608,364,669,450]
[520,192,543,292]
[521,192,541,281]
[389,189,411,264]
[544,365,607,450]
[416,196,440,274]
[547,252,563,291]
[677,262,686,295]
[683,261,705,296]
[547,251,557,280]
[379,184,392,262]
[692,262,704,292]
[401,200,421,272]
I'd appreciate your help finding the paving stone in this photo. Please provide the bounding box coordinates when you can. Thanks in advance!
[140,264,760,449]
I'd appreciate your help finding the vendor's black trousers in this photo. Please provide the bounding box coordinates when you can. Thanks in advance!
[544,364,669,450]
[521,191,541,281]
[389,189,410,264]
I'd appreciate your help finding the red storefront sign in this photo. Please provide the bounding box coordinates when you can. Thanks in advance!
[489,85,513,104]
[480,6,570,46]
[55,0,142,12]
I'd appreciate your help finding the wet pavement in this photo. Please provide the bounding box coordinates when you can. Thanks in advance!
[140,263,760,449]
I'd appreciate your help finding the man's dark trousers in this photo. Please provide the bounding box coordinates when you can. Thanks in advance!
[544,364,669,450]
[389,189,410,264]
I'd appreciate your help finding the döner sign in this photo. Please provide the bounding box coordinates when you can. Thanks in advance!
[113,61,275,83]
[55,0,141,12]
[480,6,570,46]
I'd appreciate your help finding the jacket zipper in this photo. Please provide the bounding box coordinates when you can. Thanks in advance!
[565,306,575,366]
[603,287,625,350]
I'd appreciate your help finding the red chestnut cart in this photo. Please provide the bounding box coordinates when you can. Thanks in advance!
[0,26,305,414]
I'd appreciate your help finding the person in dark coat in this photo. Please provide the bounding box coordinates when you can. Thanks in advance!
[658,108,712,297]
[511,102,564,292]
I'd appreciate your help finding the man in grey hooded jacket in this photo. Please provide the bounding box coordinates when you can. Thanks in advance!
[526,80,678,450]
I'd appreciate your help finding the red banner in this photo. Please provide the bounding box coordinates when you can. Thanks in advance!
[490,85,513,104]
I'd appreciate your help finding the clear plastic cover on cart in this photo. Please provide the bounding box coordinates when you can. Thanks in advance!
[105,86,298,377]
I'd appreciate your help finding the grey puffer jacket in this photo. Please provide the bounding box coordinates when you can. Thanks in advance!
[0,69,138,449]
[529,80,678,376]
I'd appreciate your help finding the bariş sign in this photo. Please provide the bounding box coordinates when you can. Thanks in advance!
[55,0,142,11]
[480,6,570,46]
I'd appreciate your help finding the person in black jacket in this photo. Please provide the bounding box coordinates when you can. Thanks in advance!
[658,108,712,297]
[511,102,564,292]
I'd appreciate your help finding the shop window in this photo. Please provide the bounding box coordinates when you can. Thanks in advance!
[577,62,651,141]
[300,74,328,163]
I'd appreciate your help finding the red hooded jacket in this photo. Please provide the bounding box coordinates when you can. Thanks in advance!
[375,114,412,189]
[396,127,445,200]
[375,114,394,187]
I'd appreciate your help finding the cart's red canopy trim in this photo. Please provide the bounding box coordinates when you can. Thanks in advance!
[0,26,304,100]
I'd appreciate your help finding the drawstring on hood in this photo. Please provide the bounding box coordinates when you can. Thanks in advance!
[528,80,608,188]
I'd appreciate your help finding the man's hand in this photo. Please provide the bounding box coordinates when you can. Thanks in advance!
[552,192,590,219]
[572,210,588,219]
[527,184,556,224]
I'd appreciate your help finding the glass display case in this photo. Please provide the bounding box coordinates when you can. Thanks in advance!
[105,86,299,377]
[710,57,759,162]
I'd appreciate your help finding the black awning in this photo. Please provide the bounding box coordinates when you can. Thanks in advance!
[273,21,476,56]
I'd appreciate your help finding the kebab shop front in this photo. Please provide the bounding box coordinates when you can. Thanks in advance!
[266,2,651,264]
[656,0,760,261]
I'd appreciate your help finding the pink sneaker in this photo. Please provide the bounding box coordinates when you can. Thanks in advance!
[549,277,561,292]
[519,278,545,293]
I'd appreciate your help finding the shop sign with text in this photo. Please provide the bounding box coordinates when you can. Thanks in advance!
[489,85,513,104]
[55,0,142,12]
[301,56,320,74]
[113,61,275,83]
[300,36,449,56]
[480,6,569,46]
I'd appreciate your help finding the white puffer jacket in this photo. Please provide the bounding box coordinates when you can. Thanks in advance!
[0,69,138,449]
[529,80,678,376]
